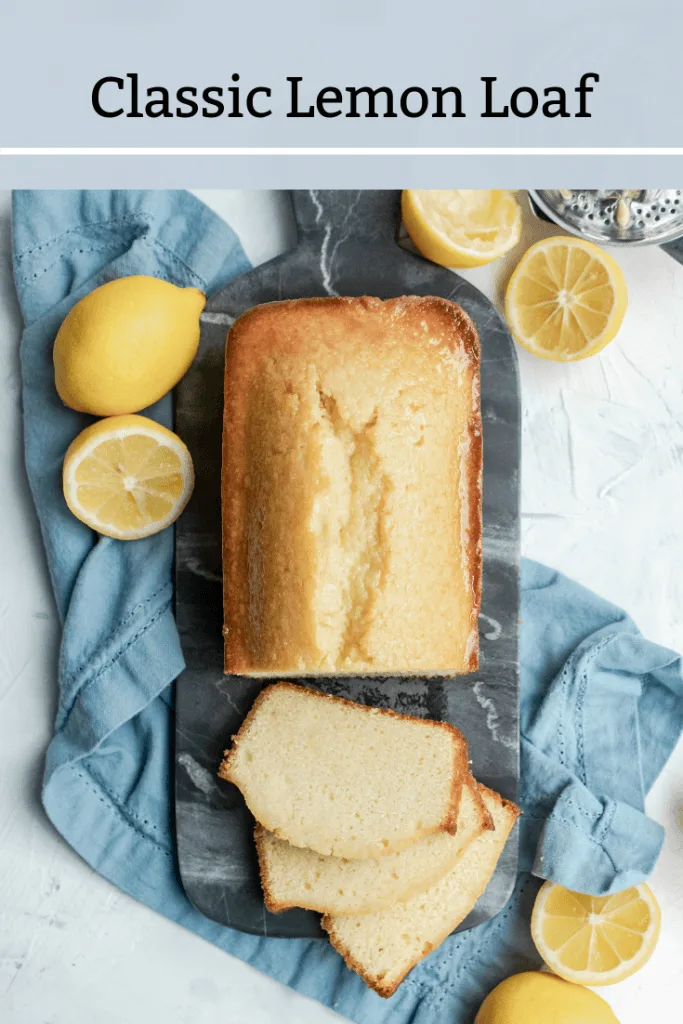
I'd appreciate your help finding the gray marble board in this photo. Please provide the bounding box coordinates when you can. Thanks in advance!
[174,190,521,938]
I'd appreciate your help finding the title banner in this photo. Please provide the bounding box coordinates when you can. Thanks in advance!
[0,0,680,149]
[90,74,601,123]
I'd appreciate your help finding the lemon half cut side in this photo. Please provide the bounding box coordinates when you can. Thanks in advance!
[531,880,661,987]
[63,415,195,541]
[505,236,628,361]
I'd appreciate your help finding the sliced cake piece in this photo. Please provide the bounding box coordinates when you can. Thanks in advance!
[218,682,468,860]
[322,785,520,997]
[255,776,493,915]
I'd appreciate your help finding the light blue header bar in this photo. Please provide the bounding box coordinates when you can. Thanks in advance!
[0,0,679,149]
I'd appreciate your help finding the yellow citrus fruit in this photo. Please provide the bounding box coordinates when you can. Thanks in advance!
[475,971,620,1024]
[63,414,194,540]
[54,275,206,415]
[402,189,522,268]
[531,881,661,987]
[505,236,628,361]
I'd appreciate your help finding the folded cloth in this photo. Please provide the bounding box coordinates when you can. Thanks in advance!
[13,189,683,1024]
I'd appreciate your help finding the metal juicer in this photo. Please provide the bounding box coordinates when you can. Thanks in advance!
[528,190,683,260]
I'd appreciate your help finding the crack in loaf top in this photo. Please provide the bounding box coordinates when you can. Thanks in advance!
[222,296,482,677]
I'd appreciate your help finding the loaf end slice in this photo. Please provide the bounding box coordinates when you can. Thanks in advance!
[322,784,520,997]
[217,682,468,859]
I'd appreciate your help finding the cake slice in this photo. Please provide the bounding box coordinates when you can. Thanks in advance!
[218,682,468,860]
[322,785,520,997]
[255,775,492,915]
[222,295,482,676]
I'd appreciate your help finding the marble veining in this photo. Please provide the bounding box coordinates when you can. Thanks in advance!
[472,681,517,750]
[479,614,503,641]
[308,188,339,296]
[177,753,222,796]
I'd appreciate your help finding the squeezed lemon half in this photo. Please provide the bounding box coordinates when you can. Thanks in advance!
[505,236,628,361]
[531,880,661,986]
[63,414,194,540]
[402,189,522,268]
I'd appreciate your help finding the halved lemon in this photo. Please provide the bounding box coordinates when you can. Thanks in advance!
[63,414,194,540]
[505,236,628,361]
[402,189,522,268]
[531,880,661,987]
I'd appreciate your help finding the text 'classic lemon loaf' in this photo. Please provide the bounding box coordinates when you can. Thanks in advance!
[322,785,520,997]
[218,683,468,860]
[255,775,493,915]
[222,296,482,676]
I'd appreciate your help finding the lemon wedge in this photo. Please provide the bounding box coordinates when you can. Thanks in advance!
[531,881,661,987]
[505,236,628,360]
[402,189,522,268]
[63,415,194,540]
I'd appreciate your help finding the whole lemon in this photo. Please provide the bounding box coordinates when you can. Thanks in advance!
[54,276,206,415]
[475,972,620,1024]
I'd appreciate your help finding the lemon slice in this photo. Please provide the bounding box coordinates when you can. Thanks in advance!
[505,236,628,361]
[402,189,522,268]
[531,880,661,986]
[63,414,194,540]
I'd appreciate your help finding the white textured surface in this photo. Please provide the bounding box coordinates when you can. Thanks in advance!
[1,189,682,1023]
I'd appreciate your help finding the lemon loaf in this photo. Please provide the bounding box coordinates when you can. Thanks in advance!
[222,295,482,676]
[217,683,468,860]
[322,785,520,997]
[255,775,493,915]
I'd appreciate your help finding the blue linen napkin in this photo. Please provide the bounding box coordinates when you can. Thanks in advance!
[13,189,683,1024]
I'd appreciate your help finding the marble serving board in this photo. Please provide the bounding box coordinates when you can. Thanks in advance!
[174,190,521,938]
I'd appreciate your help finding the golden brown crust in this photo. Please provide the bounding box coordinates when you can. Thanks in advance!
[442,745,465,836]
[222,295,482,676]
[442,295,483,674]
[465,413,483,673]
[469,776,495,832]
[253,822,283,914]
[474,781,522,823]
[320,914,402,998]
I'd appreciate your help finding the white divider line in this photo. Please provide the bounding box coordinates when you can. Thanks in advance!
[2,147,683,157]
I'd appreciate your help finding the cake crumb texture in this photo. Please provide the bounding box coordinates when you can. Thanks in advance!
[255,774,493,915]
[322,785,520,997]
[218,682,468,860]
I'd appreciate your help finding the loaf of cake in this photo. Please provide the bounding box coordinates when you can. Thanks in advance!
[222,295,482,676]
[217,682,468,859]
